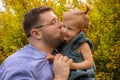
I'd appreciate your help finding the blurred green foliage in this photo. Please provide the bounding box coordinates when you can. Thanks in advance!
[0,0,120,80]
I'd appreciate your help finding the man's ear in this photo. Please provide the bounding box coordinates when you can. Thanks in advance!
[30,29,42,39]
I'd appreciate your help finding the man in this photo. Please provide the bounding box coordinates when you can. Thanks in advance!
[0,6,72,80]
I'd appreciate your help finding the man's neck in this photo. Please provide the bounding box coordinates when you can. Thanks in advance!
[31,42,55,55]
[28,37,56,54]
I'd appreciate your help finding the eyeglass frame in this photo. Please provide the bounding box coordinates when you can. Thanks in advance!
[34,22,56,29]
[34,18,62,29]
[27,20,61,37]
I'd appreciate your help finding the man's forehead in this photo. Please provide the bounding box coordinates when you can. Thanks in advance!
[40,11,57,22]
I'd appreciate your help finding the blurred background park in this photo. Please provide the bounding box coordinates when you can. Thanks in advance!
[0,0,120,80]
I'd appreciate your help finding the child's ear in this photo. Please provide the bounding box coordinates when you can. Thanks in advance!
[83,28,88,33]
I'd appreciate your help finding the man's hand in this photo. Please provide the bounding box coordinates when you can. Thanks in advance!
[53,54,73,80]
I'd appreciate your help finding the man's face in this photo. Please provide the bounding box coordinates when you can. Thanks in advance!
[39,11,65,47]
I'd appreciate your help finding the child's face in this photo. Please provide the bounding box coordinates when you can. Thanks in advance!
[61,20,80,43]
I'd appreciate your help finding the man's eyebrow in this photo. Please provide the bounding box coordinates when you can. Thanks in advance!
[50,18,58,22]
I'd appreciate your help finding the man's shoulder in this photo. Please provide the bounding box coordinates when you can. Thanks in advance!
[0,44,48,73]
[1,44,45,68]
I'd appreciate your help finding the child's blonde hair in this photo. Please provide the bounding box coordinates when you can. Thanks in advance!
[63,4,91,32]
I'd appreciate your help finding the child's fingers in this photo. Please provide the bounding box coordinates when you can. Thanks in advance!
[67,58,73,65]
[46,54,54,60]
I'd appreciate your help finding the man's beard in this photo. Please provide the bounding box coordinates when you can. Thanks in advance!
[42,32,65,48]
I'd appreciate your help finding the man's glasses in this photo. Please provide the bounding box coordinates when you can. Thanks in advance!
[27,20,61,37]
[34,20,60,29]
[34,23,55,29]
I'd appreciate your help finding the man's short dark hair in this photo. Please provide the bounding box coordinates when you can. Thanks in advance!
[22,6,52,37]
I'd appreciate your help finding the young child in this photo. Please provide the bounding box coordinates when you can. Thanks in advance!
[60,3,96,80]
[47,3,96,80]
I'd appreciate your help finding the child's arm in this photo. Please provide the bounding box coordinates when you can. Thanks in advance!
[70,42,94,70]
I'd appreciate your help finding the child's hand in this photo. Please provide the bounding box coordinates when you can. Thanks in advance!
[70,62,77,70]
[46,54,55,62]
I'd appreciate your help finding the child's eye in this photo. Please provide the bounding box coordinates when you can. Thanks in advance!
[63,25,66,28]
[68,27,73,30]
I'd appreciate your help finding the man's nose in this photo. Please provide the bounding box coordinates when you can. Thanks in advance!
[57,22,63,29]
